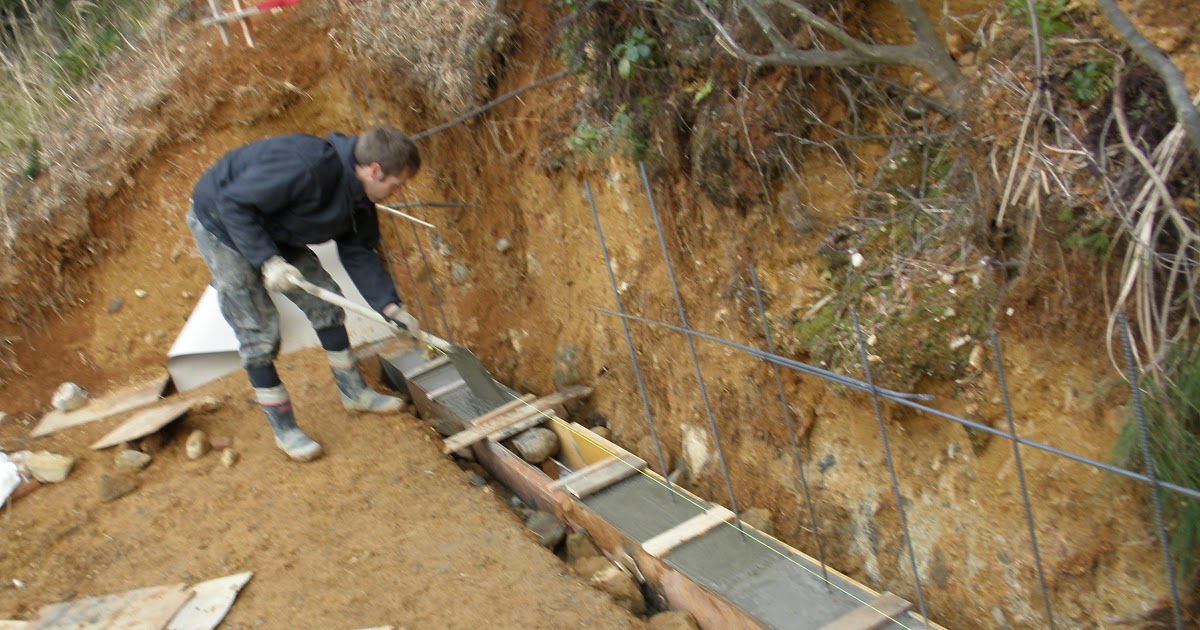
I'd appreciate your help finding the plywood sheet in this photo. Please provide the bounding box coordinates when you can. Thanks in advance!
[166,572,253,630]
[28,583,191,630]
[31,372,170,438]
[90,398,195,450]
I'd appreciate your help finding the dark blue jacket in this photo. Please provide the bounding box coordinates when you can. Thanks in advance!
[191,132,401,312]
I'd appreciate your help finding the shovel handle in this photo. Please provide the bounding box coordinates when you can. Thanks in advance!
[290,277,451,351]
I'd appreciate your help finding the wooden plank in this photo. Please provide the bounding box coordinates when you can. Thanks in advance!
[29,583,192,630]
[90,398,195,450]
[402,355,450,380]
[549,454,645,499]
[442,408,544,454]
[642,506,736,558]
[819,592,912,630]
[425,378,466,400]
[166,572,253,630]
[465,394,535,426]
[569,421,632,464]
[32,372,169,438]
[441,386,592,454]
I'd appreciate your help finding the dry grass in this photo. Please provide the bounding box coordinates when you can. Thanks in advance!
[346,0,515,122]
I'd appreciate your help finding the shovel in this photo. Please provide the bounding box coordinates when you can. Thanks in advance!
[290,277,510,407]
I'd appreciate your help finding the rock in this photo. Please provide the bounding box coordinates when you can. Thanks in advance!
[574,556,614,579]
[134,289,148,298]
[430,416,467,438]
[106,298,124,314]
[525,511,566,549]
[850,251,864,268]
[968,344,986,371]
[948,335,972,351]
[591,565,646,615]
[467,471,488,487]
[140,432,167,455]
[221,449,239,467]
[114,449,151,472]
[0,412,7,426]
[450,263,470,285]
[637,435,670,472]
[818,453,836,473]
[566,532,601,563]
[990,605,1012,630]
[553,343,582,390]
[648,610,699,630]
[495,237,511,252]
[185,430,210,460]
[511,427,558,464]
[208,435,232,450]
[591,426,610,440]
[192,396,222,413]
[24,451,76,483]
[740,507,776,536]
[51,382,89,412]
[99,474,139,503]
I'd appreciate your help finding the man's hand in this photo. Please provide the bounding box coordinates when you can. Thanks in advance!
[383,304,422,339]
[262,256,303,293]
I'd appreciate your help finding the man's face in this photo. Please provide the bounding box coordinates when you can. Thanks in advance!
[360,164,410,203]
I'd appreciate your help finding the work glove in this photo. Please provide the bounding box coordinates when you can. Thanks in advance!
[384,304,422,340]
[262,255,303,293]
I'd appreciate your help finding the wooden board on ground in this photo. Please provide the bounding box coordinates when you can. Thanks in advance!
[166,571,253,630]
[28,583,192,630]
[91,398,195,450]
[442,385,591,454]
[31,371,170,438]
[548,454,646,499]
[819,592,912,630]
[642,506,736,558]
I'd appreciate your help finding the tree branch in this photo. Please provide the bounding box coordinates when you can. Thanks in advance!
[1095,0,1200,161]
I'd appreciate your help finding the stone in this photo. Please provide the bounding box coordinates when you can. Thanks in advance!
[186,430,210,460]
[591,426,610,440]
[467,472,488,487]
[0,411,7,426]
[114,449,151,472]
[221,449,239,467]
[495,238,511,252]
[818,453,836,473]
[140,432,167,455]
[525,511,566,549]
[591,565,645,615]
[192,396,222,413]
[740,507,776,536]
[648,611,699,630]
[209,435,232,450]
[573,556,614,579]
[565,532,601,563]
[430,416,467,438]
[451,263,470,285]
[553,343,582,390]
[134,289,148,298]
[99,474,139,503]
[106,298,124,314]
[51,382,89,412]
[24,451,76,483]
[637,435,670,472]
[968,344,986,371]
[511,427,558,464]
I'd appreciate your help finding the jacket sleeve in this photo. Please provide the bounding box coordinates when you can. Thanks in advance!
[215,162,317,269]
[336,206,402,313]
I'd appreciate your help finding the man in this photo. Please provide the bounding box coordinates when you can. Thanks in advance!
[187,125,423,462]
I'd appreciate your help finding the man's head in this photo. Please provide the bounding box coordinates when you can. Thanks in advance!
[353,125,421,202]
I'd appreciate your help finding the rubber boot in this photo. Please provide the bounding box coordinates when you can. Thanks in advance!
[254,385,322,462]
[327,349,406,413]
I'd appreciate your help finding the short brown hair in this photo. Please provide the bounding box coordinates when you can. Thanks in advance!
[355,125,420,177]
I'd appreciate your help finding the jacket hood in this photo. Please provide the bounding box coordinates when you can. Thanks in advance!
[326,132,366,203]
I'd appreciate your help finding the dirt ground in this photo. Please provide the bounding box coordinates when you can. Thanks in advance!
[1,0,1198,628]
[0,6,643,629]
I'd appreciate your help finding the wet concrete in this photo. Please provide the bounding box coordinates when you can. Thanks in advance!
[584,475,707,543]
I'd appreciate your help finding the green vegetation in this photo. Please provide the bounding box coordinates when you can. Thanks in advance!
[1007,0,1073,49]
[0,0,160,151]
[1112,350,1200,587]
[564,105,646,164]
[1067,61,1114,103]
[611,26,655,79]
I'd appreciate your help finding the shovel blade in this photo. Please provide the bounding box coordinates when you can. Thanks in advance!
[442,345,509,407]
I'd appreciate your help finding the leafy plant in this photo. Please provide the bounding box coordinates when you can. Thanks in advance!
[564,105,646,163]
[1113,349,1200,587]
[687,78,714,105]
[1067,61,1114,103]
[1008,0,1072,49]
[611,26,655,79]
[22,137,40,180]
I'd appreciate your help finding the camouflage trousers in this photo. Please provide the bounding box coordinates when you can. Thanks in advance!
[186,207,344,368]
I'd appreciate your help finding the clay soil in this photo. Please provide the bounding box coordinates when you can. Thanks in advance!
[0,7,641,629]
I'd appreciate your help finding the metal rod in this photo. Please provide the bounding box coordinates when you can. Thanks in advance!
[596,308,1200,502]
[750,265,828,583]
[1118,313,1184,630]
[341,74,367,132]
[400,188,453,344]
[376,203,435,228]
[990,332,1055,629]
[851,308,929,628]
[638,162,742,533]
[359,77,380,126]
[584,181,673,496]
